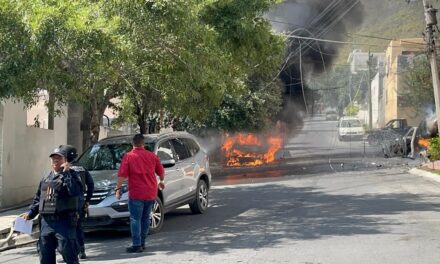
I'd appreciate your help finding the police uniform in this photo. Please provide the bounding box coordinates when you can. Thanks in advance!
[71,163,94,258]
[28,153,82,264]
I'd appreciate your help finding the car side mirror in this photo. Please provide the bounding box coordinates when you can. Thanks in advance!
[161,159,176,168]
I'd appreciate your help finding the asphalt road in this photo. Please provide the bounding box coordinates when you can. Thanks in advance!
[211,116,416,185]
[4,116,440,264]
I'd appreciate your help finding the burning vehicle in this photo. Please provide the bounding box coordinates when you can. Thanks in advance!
[379,116,438,159]
[222,132,285,167]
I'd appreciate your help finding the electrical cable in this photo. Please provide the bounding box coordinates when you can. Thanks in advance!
[299,40,309,115]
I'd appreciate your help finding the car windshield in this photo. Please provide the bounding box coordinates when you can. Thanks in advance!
[341,120,362,127]
[77,142,155,171]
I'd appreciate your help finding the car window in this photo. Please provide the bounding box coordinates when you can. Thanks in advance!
[156,140,175,161]
[181,138,200,157]
[171,138,191,160]
[341,120,362,127]
[77,143,132,171]
[145,142,155,152]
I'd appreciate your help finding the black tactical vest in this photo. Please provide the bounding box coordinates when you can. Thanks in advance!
[71,165,86,193]
[38,172,79,215]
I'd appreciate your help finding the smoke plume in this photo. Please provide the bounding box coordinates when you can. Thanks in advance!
[267,0,365,126]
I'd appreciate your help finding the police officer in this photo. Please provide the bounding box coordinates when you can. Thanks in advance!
[21,147,82,264]
[59,144,94,260]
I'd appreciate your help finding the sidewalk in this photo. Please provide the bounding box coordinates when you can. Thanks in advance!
[409,166,440,183]
[0,206,38,252]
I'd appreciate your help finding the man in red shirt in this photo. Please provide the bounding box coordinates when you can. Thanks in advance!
[115,134,165,253]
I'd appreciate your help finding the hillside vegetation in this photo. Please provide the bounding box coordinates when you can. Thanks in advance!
[336,0,426,64]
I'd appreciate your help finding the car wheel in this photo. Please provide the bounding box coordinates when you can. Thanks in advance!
[189,180,209,214]
[149,198,164,234]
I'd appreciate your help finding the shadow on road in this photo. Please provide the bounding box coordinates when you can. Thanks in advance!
[84,182,440,259]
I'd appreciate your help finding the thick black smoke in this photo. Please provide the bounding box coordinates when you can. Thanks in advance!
[267,0,365,128]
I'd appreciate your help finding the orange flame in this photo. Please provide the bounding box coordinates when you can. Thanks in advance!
[418,138,430,149]
[222,133,284,167]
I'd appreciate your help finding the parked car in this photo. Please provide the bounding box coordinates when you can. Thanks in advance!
[337,116,364,141]
[325,110,338,121]
[77,131,211,234]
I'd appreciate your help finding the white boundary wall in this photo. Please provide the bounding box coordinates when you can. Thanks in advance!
[0,100,67,208]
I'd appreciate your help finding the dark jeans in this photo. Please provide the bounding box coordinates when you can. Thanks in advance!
[39,217,79,264]
[128,199,155,247]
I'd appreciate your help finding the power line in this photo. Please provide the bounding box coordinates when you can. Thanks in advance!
[268,19,426,47]
[284,33,429,49]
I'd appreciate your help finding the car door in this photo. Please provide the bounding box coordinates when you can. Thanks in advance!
[155,139,184,204]
[170,138,196,198]
[180,138,201,193]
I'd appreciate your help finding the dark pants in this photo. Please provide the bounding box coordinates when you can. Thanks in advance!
[76,206,86,251]
[128,199,155,247]
[39,217,79,264]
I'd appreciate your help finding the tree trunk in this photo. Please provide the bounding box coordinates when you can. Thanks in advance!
[47,93,55,130]
[138,106,148,134]
[82,105,91,150]
[89,96,108,145]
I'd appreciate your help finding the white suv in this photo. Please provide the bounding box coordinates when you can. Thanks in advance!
[77,131,211,234]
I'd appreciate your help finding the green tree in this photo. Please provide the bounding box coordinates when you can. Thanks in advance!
[208,78,283,132]
[0,4,34,99]
[402,55,435,115]
[1,1,124,145]
[345,103,360,116]
[107,0,246,133]
[196,0,285,131]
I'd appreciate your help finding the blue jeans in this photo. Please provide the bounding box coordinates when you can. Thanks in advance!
[128,199,155,247]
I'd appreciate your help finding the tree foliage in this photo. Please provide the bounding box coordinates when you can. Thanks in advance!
[402,55,435,115]
[0,0,286,142]
[314,64,371,114]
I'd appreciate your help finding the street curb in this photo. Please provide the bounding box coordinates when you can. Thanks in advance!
[0,233,38,252]
[0,219,38,252]
[409,167,440,184]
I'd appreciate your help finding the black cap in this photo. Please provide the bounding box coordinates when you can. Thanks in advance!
[49,147,67,158]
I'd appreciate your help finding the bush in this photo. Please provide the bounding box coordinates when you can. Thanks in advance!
[428,137,440,161]
[345,103,359,116]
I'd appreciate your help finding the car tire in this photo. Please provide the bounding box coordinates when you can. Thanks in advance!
[149,198,164,234]
[189,180,209,214]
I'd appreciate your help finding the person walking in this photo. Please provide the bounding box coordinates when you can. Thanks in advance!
[115,134,165,253]
[59,144,94,260]
[21,147,82,264]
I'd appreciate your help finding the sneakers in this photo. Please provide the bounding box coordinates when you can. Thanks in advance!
[141,244,146,250]
[126,246,143,253]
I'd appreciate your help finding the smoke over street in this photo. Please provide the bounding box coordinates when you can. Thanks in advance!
[267,0,365,125]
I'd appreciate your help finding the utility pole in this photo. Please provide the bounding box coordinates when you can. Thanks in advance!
[423,0,440,133]
[367,51,373,130]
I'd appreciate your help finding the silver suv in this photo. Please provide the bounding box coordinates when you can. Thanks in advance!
[77,131,211,234]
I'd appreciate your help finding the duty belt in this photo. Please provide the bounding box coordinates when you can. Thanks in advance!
[42,214,69,221]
